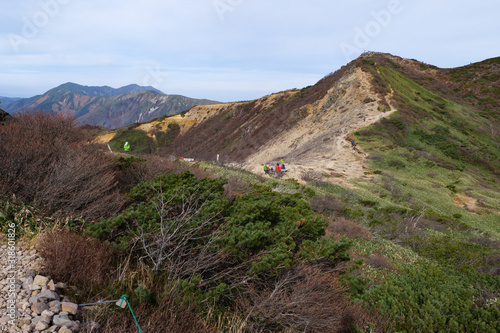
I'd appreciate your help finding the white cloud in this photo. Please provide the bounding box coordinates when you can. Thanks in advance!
[0,0,499,100]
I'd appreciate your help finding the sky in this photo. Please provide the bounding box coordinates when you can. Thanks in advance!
[1,0,499,102]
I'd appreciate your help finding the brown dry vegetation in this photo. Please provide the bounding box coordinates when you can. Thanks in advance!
[0,111,123,219]
[236,265,387,333]
[327,218,371,240]
[84,292,215,333]
[36,230,113,291]
[369,53,499,123]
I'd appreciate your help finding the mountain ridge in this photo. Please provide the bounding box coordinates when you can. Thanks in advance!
[3,82,218,128]
[95,52,499,188]
[50,82,164,97]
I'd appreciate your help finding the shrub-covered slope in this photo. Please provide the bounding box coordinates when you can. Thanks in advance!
[3,53,499,332]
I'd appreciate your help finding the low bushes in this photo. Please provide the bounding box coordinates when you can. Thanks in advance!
[0,111,123,219]
[235,265,386,332]
[85,289,215,333]
[109,128,155,154]
[362,262,500,333]
[84,171,367,332]
[37,230,113,292]
[309,193,346,218]
[327,218,371,240]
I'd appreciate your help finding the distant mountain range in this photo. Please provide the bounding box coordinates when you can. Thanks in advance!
[0,97,22,105]
[1,83,219,128]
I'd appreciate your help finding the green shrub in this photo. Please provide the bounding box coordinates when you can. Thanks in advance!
[446,184,457,192]
[386,118,406,130]
[87,172,352,307]
[109,129,156,154]
[387,159,406,169]
[0,200,55,238]
[359,199,378,207]
[362,263,500,333]
[342,207,365,219]
[87,171,227,251]
[221,188,349,274]
[155,123,180,147]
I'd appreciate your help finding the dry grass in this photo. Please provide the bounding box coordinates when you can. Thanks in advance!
[36,230,113,291]
[0,111,123,219]
[235,265,387,332]
[365,254,394,271]
[328,218,371,240]
[82,291,215,333]
[309,193,346,218]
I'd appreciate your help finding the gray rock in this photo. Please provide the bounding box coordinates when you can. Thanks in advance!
[52,313,70,326]
[61,320,80,332]
[28,296,40,305]
[35,321,49,331]
[33,276,48,287]
[37,290,60,302]
[21,323,32,332]
[61,296,72,303]
[47,325,59,332]
[54,282,67,290]
[61,302,78,315]
[47,280,56,291]
[30,284,41,291]
[48,300,61,307]
[25,269,37,278]
[19,302,30,311]
[8,326,19,333]
[30,315,41,325]
[40,309,54,324]
[49,302,61,314]
[31,301,49,315]
[23,277,33,289]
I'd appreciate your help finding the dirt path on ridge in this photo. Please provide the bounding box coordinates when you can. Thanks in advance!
[245,68,396,187]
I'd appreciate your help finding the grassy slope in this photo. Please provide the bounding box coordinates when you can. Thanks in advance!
[354,62,500,237]
[199,56,500,331]
[342,59,500,331]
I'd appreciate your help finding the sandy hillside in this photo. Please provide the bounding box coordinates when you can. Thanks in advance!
[245,67,396,186]
[93,92,297,144]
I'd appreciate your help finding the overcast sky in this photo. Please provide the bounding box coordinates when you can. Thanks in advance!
[1,0,499,102]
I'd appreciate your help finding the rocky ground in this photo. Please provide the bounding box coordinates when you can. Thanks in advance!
[0,245,97,333]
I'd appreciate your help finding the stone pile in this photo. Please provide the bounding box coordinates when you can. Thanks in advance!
[0,245,97,333]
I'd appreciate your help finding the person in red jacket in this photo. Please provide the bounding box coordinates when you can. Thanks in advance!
[275,163,281,173]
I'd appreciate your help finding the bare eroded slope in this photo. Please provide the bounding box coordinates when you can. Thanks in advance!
[245,67,395,185]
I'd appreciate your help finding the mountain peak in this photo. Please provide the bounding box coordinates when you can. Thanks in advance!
[53,82,163,97]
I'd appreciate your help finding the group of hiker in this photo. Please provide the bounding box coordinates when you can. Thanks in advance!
[263,158,287,176]
[123,141,288,178]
